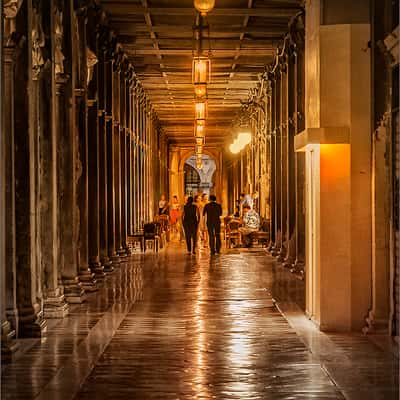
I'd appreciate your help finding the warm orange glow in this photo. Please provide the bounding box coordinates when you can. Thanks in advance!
[194,123,205,137]
[196,136,205,146]
[194,0,215,15]
[229,139,241,154]
[196,144,203,154]
[195,101,206,120]
[192,57,211,84]
[237,132,252,146]
[194,83,207,98]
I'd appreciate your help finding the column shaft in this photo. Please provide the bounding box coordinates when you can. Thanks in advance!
[87,100,105,279]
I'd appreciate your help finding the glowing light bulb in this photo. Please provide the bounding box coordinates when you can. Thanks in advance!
[194,0,215,15]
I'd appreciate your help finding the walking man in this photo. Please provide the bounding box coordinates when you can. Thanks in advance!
[182,196,199,254]
[203,195,222,255]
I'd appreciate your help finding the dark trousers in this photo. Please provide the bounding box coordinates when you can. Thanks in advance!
[207,223,221,254]
[183,224,197,252]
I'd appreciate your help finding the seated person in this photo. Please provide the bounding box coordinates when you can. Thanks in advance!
[238,205,260,247]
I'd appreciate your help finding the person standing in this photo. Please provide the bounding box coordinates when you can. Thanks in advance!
[182,196,199,254]
[203,195,222,255]
[169,195,182,240]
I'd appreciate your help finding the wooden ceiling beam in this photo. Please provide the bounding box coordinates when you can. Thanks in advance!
[101,4,301,18]
[113,22,288,36]
[125,48,275,56]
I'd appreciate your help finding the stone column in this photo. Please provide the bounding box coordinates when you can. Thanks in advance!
[271,72,282,256]
[87,99,105,279]
[120,127,128,254]
[39,37,69,319]
[268,79,276,248]
[96,47,112,271]
[105,57,119,264]
[57,76,86,303]
[127,132,133,236]
[278,60,288,261]
[293,43,306,275]
[114,122,123,255]
[76,90,97,291]
[299,0,372,330]
[98,109,113,272]
[107,117,119,264]
[14,0,46,337]
[119,71,128,255]
[2,42,18,358]
[283,54,297,268]
[40,69,69,319]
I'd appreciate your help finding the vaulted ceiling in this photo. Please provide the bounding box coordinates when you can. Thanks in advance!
[101,0,303,145]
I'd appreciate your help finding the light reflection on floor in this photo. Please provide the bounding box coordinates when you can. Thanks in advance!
[1,243,398,400]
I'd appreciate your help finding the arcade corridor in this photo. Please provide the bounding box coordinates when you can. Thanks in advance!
[2,246,398,400]
[1,0,400,397]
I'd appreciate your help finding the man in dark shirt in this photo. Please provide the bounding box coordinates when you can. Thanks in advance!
[203,195,222,255]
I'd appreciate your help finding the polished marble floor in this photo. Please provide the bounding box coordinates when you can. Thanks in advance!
[2,244,399,399]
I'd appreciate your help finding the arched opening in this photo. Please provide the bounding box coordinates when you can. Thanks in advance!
[184,154,216,196]
[184,164,201,196]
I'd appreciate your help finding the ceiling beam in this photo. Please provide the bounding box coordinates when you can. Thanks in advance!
[102,5,301,18]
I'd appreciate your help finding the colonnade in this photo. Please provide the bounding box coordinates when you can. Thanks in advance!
[226,13,306,275]
[1,0,167,359]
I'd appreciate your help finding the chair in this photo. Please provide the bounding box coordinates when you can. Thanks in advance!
[143,223,160,252]
[223,216,232,240]
[226,220,241,248]
[249,219,270,247]
[127,231,145,252]
[157,214,170,243]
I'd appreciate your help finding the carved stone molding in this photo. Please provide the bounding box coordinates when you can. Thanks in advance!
[54,8,65,75]
[86,47,98,86]
[31,8,45,80]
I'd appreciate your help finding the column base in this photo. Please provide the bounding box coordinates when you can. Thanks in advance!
[101,256,114,273]
[291,259,305,280]
[89,260,106,280]
[62,277,87,303]
[43,288,69,318]
[110,253,121,266]
[79,267,98,292]
[276,247,287,262]
[1,320,18,362]
[117,247,128,258]
[123,245,132,256]
[18,308,47,338]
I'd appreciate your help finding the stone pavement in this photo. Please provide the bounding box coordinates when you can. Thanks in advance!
[1,244,398,399]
